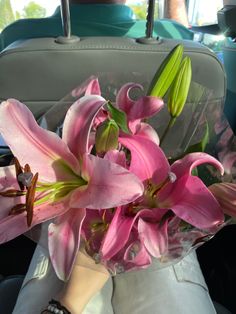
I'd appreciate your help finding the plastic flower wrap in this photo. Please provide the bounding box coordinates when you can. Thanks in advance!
[0,45,235,279]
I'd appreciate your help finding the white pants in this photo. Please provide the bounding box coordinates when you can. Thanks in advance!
[13,245,216,314]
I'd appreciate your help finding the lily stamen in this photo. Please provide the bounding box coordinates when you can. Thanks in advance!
[24,164,31,173]
[0,157,39,226]
[26,172,39,227]
[14,157,24,191]
[4,157,87,227]
[151,172,177,197]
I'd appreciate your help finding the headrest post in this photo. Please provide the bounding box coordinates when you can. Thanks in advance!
[136,0,161,44]
[60,0,71,38]
[146,0,155,38]
[56,0,80,44]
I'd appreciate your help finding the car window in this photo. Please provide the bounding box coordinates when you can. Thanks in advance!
[0,0,60,32]
[0,0,154,32]
[187,0,225,61]
[188,0,223,26]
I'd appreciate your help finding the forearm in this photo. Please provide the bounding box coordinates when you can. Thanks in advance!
[59,264,109,314]
[166,0,189,27]
[56,250,109,314]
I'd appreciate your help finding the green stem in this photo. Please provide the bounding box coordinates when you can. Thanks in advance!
[160,116,176,146]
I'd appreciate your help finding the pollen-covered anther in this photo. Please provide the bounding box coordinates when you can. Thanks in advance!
[14,157,24,190]
[0,189,26,197]
[25,172,39,227]
[168,172,177,183]
[9,203,26,215]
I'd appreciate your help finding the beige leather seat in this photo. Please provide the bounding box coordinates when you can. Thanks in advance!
[0,36,226,157]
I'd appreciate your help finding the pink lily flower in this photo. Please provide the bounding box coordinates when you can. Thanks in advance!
[83,126,225,270]
[100,206,169,266]
[209,183,236,218]
[95,150,170,268]
[119,135,225,230]
[82,80,164,145]
[0,99,143,280]
[116,83,164,144]
[82,207,153,273]
[96,135,225,268]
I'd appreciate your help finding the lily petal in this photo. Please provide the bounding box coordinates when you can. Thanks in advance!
[0,214,28,243]
[124,240,152,267]
[62,95,107,160]
[71,76,101,97]
[135,122,160,145]
[0,100,79,181]
[138,218,168,258]
[0,201,66,244]
[48,208,86,281]
[0,165,16,188]
[116,83,163,121]
[84,78,101,96]
[116,83,142,114]
[101,207,134,259]
[163,175,224,229]
[209,183,236,218]
[171,152,224,178]
[119,135,169,182]
[0,166,22,219]
[104,150,127,168]
[128,96,164,121]
[70,154,144,209]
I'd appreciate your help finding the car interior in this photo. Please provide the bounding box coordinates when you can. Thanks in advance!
[0,0,235,313]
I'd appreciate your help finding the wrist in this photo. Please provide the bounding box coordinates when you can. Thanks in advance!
[58,265,109,314]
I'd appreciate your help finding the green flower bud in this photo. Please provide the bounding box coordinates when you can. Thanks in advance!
[95,119,119,153]
[167,56,192,118]
[147,44,184,98]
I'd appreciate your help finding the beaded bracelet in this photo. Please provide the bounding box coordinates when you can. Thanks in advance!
[41,299,71,314]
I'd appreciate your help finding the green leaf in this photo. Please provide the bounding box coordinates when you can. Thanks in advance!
[107,102,130,134]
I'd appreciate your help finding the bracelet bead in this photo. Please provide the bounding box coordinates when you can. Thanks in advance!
[41,299,71,314]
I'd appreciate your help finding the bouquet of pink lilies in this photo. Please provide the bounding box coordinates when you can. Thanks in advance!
[0,45,235,281]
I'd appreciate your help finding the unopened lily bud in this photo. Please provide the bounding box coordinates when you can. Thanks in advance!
[167,56,192,118]
[95,119,119,153]
[147,44,183,98]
